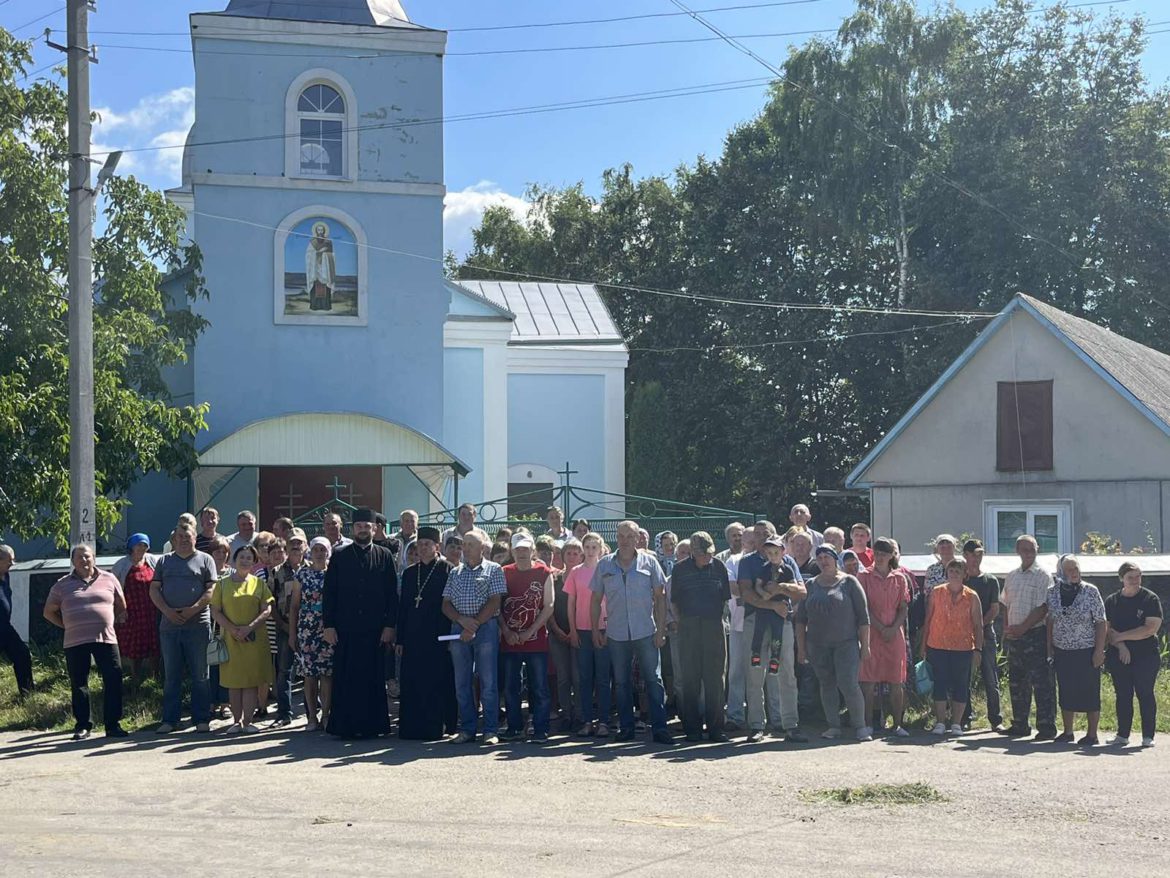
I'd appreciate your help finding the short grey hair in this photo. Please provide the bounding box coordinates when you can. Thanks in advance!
[0,544,14,561]
[69,543,93,562]
[690,531,716,555]
[724,522,745,538]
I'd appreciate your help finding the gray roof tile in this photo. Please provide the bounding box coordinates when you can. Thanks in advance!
[1021,294,1170,429]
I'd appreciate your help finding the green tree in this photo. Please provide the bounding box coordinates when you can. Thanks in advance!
[0,32,209,546]
[460,0,1170,524]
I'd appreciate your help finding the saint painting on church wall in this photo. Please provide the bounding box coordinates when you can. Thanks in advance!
[276,213,365,325]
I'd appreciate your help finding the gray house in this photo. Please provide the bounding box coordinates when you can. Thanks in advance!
[845,293,1170,555]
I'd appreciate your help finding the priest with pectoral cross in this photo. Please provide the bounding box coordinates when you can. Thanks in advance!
[395,527,457,740]
[323,507,398,738]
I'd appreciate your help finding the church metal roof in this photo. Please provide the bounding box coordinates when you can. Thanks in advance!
[221,0,420,27]
[454,281,626,347]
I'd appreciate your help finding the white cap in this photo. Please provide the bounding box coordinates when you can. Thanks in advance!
[511,532,534,550]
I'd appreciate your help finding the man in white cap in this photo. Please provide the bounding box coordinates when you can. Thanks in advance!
[499,531,556,742]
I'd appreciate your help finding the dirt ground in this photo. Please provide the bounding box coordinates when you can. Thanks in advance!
[0,721,1165,877]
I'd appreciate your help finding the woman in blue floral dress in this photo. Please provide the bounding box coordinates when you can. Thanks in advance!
[288,537,335,731]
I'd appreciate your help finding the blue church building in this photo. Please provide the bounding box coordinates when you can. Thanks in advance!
[121,0,627,540]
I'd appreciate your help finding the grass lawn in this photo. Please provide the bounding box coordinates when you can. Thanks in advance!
[0,647,163,733]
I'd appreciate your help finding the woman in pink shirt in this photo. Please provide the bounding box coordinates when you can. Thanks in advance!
[565,533,610,737]
[44,545,128,741]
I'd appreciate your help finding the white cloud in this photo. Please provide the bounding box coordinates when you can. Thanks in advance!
[92,86,194,187]
[443,181,528,259]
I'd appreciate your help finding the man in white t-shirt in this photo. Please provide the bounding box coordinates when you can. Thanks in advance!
[724,526,753,730]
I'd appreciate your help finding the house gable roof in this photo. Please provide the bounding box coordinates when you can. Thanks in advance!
[845,293,1170,488]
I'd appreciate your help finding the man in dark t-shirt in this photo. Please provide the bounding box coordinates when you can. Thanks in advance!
[962,539,1004,731]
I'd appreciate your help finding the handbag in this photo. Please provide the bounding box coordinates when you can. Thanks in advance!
[913,659,933,697]
[206,634,230,666]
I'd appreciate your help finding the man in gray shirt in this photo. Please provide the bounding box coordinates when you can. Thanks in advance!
[589,520,673,746]
[150,523,216,733]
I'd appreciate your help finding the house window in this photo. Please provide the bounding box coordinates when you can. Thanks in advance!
[996,380,1053,471]
[297,84,345,178]
[985,502,1071,554]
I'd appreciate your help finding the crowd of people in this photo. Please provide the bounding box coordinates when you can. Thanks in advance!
[0,501,1163,750]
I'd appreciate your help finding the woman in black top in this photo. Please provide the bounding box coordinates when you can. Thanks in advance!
[1104,562,1163,747]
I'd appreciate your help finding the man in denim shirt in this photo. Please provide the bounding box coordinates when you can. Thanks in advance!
[589,520,674,746]
[442,529,507,745]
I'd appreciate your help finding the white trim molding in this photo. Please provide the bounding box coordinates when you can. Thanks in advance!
[191,13,448,54]
[273,204,369,327]
[285,68,359,183]
[190,172,444,197]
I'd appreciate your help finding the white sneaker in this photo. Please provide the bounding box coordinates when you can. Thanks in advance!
[930,723,947,735]
[1108,735,1130,746]
[1143,736,1156,747]
[949,724,964,735]
[856,726,873,741]
[821,727,842,739]
[893,726,910,738]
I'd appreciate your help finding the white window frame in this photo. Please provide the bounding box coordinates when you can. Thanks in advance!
[983,500,1073,555]
[285,69,358,182]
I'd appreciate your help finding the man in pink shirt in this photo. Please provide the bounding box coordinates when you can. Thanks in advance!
[44,545,128,740]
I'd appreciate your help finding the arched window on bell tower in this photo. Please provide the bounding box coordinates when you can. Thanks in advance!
[285,70,358,181]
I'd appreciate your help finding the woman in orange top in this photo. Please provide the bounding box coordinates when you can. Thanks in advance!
[923,559,984,736]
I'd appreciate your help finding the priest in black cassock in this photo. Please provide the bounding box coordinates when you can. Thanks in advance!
[396,527,457,740]
[323,507,398,738]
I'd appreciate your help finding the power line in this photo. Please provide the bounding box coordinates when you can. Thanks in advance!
[7,3,63,34]
[95,76,775,159]
[191,207,995,319]
[91,29,840,60]
[56,1,833,37]
[628,317,991,353]
[667,0,1170,316]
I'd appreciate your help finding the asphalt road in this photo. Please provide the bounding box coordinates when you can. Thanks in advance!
[0,721,1165,877]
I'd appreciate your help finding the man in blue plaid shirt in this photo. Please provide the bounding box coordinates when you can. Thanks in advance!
[442,529,507,744]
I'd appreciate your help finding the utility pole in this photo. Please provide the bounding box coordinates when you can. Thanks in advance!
[66,0,95,548]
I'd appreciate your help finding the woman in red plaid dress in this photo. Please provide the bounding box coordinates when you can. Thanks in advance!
[112,533,160,689]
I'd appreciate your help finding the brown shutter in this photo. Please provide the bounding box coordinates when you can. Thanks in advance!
[997,381,1053,471]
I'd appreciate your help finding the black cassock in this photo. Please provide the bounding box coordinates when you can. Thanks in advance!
[397,558,457,740]
[322,541,398,738]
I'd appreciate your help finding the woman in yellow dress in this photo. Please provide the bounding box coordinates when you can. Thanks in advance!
[210,545,274,734]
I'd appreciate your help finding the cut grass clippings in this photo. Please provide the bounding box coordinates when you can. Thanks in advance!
[800,782,947,806]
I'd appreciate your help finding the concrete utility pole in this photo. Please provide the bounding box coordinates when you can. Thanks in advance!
[66,0,95,548]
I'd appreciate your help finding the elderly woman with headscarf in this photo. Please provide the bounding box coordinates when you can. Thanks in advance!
[287,536,335,731]
[111,533,161,690]
[1045,554,1107,746]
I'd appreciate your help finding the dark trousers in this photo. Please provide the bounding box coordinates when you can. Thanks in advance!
[275,638,295,720]
[0,619,34,695]
[1006,626,1056,734]
[678,615,726,736]
[1110,651,1160,740]
[65,642,123,732]
[963,625,1002,726]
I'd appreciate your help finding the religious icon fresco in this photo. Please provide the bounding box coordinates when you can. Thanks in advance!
[281,216,360,319]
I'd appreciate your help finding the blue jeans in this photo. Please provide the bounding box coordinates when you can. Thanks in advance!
[576,631,612,724]
[609,635,668,733]
[160,623,211,725]
[504,652,550,736]
[450,618,500,737]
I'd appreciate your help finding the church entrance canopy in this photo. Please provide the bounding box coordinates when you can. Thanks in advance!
[194,413,470,527]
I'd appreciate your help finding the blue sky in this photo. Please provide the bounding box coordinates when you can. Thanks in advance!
[5,0,1167,255]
